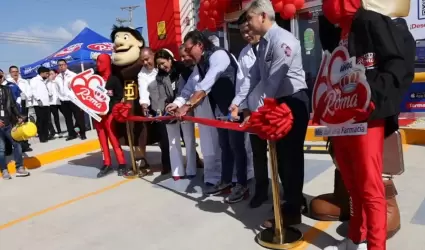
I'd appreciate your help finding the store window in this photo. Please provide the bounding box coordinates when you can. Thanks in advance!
[297,6,323,107]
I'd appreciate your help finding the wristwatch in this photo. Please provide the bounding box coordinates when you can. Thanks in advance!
[185,100,194,107]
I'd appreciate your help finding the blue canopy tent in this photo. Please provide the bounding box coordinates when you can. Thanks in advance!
[20,27,113,79]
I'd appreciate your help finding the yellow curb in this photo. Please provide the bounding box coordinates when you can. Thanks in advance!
[3,140,100,175]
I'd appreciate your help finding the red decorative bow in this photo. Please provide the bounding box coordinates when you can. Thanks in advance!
[248,98,294,141]
[112,103,132,123]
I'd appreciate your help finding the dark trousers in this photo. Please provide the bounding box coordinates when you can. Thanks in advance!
[275,89,310,214]
[21,100,29,116]
[50,105,62,134]
[250,133,269,195]
[34,106,50,142]
[217,128,248,185]
[158,123,171,171]
[61,101,86,137]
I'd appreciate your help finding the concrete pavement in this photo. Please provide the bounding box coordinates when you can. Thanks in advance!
[0,139,424,250]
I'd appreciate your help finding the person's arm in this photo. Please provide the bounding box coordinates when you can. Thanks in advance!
[264,40,298,98]
[6,87,22,118]
[138,71,151,106]
[232,57,261,107]
[364,15,411,119]
[173,69,197,108]
[188,50,230,105]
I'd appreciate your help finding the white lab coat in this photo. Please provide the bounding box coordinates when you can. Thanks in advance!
[47,80,61,105]
[55,69,76,102]
[6,77,32,107]
[30,75,50,107]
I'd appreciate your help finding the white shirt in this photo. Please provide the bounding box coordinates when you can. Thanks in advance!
[6,77,31,103]
[137,67,158,106]
[47,80,61,105]
[55,69,76,101]
[30,75,50,107]
[236,44,265,111]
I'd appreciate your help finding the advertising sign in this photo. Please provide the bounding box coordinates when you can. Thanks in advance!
[69,69,110,122]
[404,0,425,40]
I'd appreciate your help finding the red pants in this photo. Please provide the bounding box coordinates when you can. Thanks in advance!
[94,114,126,166]
[332,120,386,250]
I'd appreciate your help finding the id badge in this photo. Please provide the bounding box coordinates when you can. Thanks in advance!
[0,110,4,117]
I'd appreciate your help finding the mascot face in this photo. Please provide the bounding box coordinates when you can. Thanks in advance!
[111,26,144,66]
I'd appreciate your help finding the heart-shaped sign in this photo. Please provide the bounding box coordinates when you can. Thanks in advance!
[70,69,110,114]
[312,46,371,126]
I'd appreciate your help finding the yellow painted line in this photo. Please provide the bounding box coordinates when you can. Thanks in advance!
[0,179,133,230]
[3,139,100,175]
[297,221,334,249]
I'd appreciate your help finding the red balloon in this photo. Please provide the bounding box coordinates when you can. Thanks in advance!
[202,0,211,10]
[211,10,218,18]
[197,21,205,31]
[207,18,217,31]
[210,0,218,7]
[273,0,284,12]
[282,4,296,19]
[293,0,304,9]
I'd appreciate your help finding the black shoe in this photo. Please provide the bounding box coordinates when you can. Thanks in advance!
[97,165,113,178]
[48,134,55,140]
[249,194,269,208]
[80,135,87,140]
[161,168,171,175]
[66,135,77,141]
[117,166,126,176]
[22,147,33,152]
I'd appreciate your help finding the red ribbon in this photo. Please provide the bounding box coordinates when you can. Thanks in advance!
[112,98,294,141]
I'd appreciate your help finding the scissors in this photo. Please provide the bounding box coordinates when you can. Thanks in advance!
[216,114,240,122]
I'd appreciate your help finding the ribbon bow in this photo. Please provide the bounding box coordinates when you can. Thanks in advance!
[248,98,294,141]
[112,103,132,123]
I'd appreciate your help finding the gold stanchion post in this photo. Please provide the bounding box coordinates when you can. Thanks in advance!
[256,140,303,249]
[122,80,144,179]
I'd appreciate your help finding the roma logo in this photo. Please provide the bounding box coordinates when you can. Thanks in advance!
[70,69,110,115]
[312,46,371,126]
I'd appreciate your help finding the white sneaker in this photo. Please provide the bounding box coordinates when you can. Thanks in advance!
[324,239,367,250]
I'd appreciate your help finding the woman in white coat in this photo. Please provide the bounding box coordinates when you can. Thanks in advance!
[150,49,197,180]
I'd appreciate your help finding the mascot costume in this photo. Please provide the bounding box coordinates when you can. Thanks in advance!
[310,0,415,249]
[109,26,166,177]
[95,54,127,178]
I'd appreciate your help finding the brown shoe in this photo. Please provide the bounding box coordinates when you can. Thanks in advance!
[385,179,401,239]
[309,169,350,221]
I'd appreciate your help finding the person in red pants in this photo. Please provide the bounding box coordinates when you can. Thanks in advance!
[95,54,127,178]
[315,0,415,250]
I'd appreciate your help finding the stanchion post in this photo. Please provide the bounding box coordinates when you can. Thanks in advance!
[256,140,303,250]
[122,80,139,179]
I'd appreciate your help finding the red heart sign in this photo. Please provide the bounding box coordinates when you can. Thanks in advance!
[312,46,371,126]
[70,69,110,114]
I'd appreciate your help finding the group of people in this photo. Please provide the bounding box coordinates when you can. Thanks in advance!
[96,1,410,250]
[0,59,90,179]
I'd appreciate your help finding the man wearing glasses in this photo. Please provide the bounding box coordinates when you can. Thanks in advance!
[56,59,86,140]
[167,30,249,204]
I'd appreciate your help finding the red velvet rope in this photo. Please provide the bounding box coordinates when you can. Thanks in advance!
[112,98,294,141]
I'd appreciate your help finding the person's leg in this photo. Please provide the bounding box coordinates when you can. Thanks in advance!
[40,107,50,142]
[227,130,248,203]
[33,106,41,135]
[61,101,77,138]
[47,106,56,137]
[205,128,234,195]
[158,123,171,174]
[51,105,62,134]
[330,121,386,250]
[21,100,28,116]
[0,129,10,179]
[166,123,185,179]
[70,103,86,138]
[95,117,115,178]
[181,121,197,177]
[105,114,126,165]
[3,126,29,177]
[249,134,269,208]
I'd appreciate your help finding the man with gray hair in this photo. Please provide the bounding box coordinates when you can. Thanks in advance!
[234,0,310,228]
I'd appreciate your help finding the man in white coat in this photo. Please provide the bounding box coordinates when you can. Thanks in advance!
[30,67,51,143]
[235,14,270,209]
